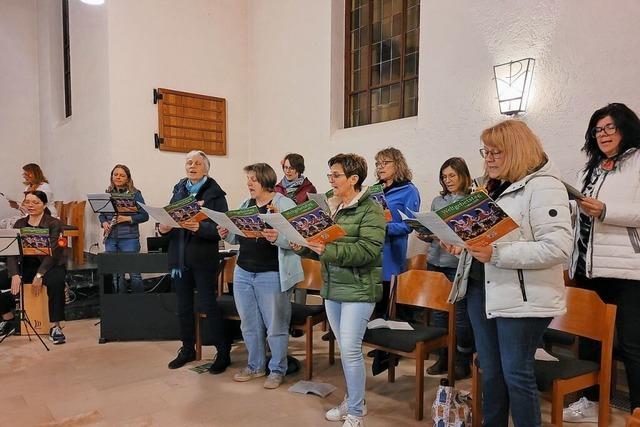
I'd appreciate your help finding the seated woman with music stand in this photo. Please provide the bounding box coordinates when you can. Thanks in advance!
[6,191,67,345]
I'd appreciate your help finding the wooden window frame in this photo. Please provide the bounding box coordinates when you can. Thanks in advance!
[62,0,72,118]
[344,0,419,128]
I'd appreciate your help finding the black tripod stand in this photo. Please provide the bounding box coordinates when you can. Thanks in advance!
[0,230,50,350]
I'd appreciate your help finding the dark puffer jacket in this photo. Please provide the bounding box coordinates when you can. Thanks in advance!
[164,177,228,271]
[298,187,386,302]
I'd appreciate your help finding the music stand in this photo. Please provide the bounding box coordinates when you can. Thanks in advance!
[0,229,50,351]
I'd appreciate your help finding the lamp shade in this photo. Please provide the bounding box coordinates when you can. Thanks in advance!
[493,58,535,115]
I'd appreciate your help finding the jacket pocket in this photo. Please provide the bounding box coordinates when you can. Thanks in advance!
[517,269,528,302]
[627,227,640,254]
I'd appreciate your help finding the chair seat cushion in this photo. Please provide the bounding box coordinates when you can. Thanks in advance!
[290,303,325,325]
[363,323,447,353]
[217,294,239,318]
[534,353,599,391]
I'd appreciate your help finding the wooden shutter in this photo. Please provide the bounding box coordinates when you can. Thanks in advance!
[155,88,227,155]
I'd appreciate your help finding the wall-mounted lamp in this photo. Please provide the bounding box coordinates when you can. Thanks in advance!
[493,58,535,115]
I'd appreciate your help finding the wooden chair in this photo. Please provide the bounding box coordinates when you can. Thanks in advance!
[627,408,640,427]
[363,270,456,420]
[406,253,427,271]
[290,258,335,380]
[471,287,617,427]
[59,201,86,265]
[195,255,240,361]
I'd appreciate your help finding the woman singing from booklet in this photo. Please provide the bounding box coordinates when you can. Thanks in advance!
[7,191,67,344]
[98,164,148,293]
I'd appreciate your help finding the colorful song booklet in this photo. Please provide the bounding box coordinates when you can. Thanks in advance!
[139,196,207,228]
[20,227,52,256]
[201,205,267,238]
[260,200,346,247]
[410,191,518,247]
[110,193,138,213]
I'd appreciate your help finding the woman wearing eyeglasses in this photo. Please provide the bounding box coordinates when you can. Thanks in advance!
[7,191,67,344]
[275,153,317,205]
[563,103,640,422]
[294,154,385,427]
[446,120,572,427]
[373,148,420,318]
[421,157,474,380]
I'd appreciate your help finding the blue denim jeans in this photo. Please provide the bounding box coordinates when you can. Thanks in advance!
[233,266,291,375]
[325,299,375,417]
[466,277,551,427]
[104,238,143,293]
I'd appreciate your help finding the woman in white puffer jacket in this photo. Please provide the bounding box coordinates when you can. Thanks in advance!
[447,120,573,427]
[564,103,640,421]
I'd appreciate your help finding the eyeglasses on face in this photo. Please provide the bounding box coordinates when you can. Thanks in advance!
[479,148,503,159]
[375,160,394,169]
[591,123,617,138]
[326,172,346,180]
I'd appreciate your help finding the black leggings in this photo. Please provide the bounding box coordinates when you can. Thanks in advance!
[576,274,640,412]
[0,291,15,316]
[22,265,66,323]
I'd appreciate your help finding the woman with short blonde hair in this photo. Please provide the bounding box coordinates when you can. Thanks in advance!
[480,120,547,182]
[448,119,573,426]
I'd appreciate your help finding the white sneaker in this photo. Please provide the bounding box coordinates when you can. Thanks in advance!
[342,415,364,427]
[325,396,367,422]
[563,397,598,423]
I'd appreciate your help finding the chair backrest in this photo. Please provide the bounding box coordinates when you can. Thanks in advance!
[69,200,86,228]
[549,287,616,343]
[53,201,64,219]
[297,258,323,291]
[406,253,427,271]
[549,287,617,388]
[392,270,453,313]
[217,255,237,295]
[60,201,74,225]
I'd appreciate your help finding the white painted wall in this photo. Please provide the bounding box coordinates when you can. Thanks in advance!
[36,0,112,248]
[106,0,251,248]
[249,0,640,255]
[0,0,41,219]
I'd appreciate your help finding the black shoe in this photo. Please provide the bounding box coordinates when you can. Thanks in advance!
[427,356,448,375]
[0,319,17,343]
[290,328,304,338]
[168,346,196,369]
[454,363,471,380]
[321,331,335,342]
[208,349,231,375]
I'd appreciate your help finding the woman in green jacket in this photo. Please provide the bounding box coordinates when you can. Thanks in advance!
[295,153,385,427]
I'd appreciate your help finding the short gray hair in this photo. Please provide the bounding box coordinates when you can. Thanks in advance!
[185,150,210,173]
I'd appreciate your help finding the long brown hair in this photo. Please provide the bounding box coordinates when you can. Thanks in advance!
[23,163,48,188]
[439,157,472,196]
[106,164,137,193]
